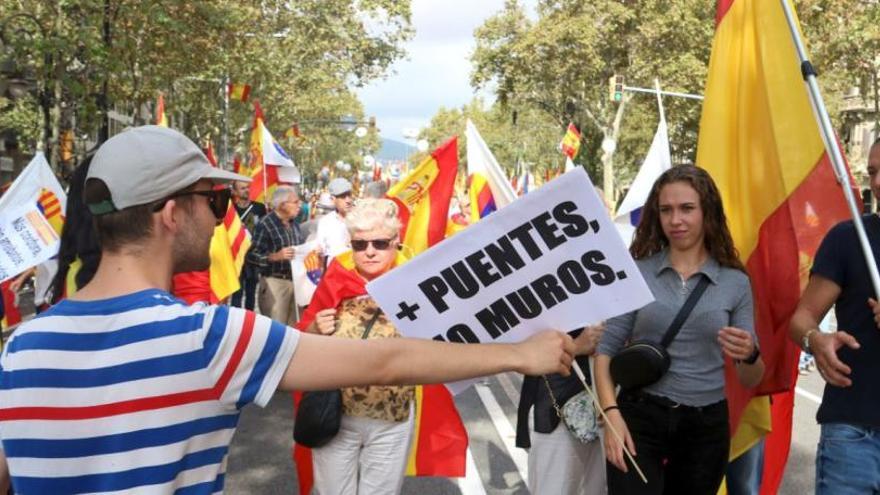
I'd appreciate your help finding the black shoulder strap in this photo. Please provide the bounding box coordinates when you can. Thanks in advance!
[660,275,711,348]
[361,309,383,340]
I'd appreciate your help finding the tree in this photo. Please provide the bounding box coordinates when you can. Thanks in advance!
[0,0,413,179]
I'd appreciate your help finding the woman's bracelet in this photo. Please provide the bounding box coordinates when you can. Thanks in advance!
[602,405,619,413]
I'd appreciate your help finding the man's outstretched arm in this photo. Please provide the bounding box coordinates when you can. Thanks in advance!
[278,330,575,392]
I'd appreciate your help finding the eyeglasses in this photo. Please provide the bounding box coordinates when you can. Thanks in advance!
[152,188,231,220]
[351,238,395,251]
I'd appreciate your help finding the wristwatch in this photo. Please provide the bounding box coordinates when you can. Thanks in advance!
[736,346,761,365]
[802,328,817,354]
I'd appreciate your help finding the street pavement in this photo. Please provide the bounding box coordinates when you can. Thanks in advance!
[226,371,826,494]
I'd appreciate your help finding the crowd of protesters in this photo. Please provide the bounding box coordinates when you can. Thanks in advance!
[0,126,876,495]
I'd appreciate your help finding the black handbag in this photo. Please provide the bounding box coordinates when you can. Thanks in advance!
[610,276,710,390]
[293,309,383,448]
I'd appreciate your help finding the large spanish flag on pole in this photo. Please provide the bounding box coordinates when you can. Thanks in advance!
[697,1,854,492]
[387,136,468,480]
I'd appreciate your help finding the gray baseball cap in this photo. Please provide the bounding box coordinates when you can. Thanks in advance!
[328,177,352,196]
[86,125,250,214]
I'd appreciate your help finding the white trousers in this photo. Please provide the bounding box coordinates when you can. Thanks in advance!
[528,412,607,495]
[312,410,414,495]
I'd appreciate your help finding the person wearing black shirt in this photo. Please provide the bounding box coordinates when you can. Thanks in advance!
[230,180,266,310]
[790,138,880,494]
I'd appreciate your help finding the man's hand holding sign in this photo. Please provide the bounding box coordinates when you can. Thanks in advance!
[367,168,654,482]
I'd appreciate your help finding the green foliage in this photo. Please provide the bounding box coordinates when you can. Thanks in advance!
[0,0,412,176]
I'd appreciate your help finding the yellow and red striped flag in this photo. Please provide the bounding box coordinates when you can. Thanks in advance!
[208,202,252,301]
[36,188,64,235]
[697,1,854,492]
[558,122,581,160]
[247,101,296,203]
[387,136,467,479]
[155,94,168,127]
[388,137,460,254]
[227,82,251,103]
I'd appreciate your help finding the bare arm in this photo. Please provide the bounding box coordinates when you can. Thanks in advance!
[595,353,635,473]
[790,275,859,387]
[718,326,765,388]
[278,330,575,392]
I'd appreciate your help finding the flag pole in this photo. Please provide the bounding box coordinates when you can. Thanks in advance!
[779,0,880,298]
[653,78,666,126]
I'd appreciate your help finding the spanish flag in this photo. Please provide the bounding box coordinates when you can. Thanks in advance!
[155,94,168,127]
[388,137,459,254]
[387,137,467,480]
[558,122,581,160]
[247,101,296,204]
[697,1,853,492]
[227,82,251,103]
[207,202,251,301]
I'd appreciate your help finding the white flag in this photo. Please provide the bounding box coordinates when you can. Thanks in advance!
[614,117,672,245]
[465,120,516,210]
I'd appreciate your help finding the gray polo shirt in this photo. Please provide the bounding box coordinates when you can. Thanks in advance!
[597,249,755,406]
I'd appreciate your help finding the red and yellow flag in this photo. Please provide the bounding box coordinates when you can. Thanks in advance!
[386,136,467,479]
[227,82,251,103]
[247,102,278,203]
[388,137,459,254]
[208,202,252,301]
[36,188,64,235]
[558,122,581,160]
[155,94,168,127]
[697,1,853,492]
[0,280,21,332]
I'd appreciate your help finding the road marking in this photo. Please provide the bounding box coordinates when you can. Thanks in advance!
[474,383,529,484]
[495,372,521,405]
[795,386,822,405]
[456,447,488,495]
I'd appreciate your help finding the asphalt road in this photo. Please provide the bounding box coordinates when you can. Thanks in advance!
[226,370,826,494]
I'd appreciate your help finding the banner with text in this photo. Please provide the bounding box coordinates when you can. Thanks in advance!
[0,203,60,283]
[367,168,654,392]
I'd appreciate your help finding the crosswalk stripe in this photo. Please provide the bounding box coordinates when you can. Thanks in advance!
[457,447,488,495]
[474,382,529,484]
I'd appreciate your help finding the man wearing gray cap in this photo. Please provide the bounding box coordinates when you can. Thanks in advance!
[0,125,578,493]
[315,177,354,262]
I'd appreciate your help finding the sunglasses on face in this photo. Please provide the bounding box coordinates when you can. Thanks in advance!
[351,238,395,251]
[153,188,231,220]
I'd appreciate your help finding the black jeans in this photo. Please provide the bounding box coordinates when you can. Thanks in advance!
[230,275,258,310]
[607,391,730,495]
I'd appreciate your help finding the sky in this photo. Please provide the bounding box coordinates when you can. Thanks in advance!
[357,1,527,143]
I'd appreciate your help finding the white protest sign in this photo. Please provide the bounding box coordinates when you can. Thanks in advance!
[0,203,60,283]
[367,168,654,392]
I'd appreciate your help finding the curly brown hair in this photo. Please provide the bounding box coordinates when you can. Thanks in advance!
[629,165,745,272]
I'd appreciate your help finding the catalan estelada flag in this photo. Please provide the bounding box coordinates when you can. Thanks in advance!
[227,82,251,103]
[388,136,459,254]
[558,122,582,160]
[155,94,168,127]
[697,1,853,493]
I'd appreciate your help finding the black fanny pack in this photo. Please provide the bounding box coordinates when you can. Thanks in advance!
[610,276,709,390]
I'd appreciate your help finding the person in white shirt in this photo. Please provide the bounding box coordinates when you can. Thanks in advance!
[316,177,354,262]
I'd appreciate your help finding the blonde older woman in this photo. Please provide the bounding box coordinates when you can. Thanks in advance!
[297,198,415,495]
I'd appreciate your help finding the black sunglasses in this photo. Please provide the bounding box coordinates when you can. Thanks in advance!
[351,238,395,252]
[152,188,231,220]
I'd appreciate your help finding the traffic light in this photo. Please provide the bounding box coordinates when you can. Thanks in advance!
[608,75,625,102]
